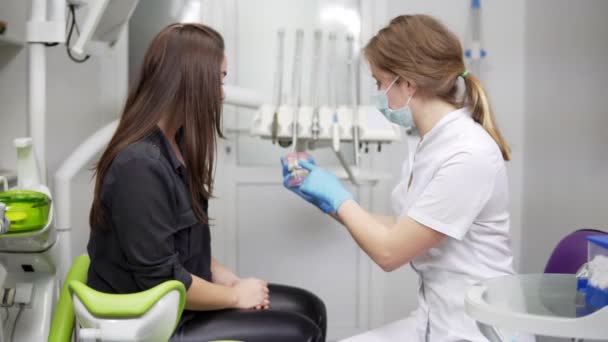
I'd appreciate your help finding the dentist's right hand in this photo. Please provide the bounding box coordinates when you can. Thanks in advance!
[297,161,354,214]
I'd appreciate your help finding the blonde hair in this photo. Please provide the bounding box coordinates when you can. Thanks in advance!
[364,15,511,161]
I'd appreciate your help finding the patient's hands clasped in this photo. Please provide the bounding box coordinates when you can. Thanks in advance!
[232,278,270,310]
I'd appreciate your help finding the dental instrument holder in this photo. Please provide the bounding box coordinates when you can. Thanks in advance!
[309,30,323,146]
[346,34,361,168]
[326,32,358,183]
[252,104,400,185]
[252,29,400,185]
[290,29,305,152]
[271,29,286,145]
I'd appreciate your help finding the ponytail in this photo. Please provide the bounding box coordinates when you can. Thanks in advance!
[463,73,511,161]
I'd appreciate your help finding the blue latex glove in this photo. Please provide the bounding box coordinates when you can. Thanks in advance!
[281,157,333,213]
[298,161,354,214]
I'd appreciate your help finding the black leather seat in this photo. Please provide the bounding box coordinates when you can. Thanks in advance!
[171,284,327,342]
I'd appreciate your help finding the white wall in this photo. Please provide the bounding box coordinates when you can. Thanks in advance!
[521,0,608,272]
[0,1,128,257]
[0,1,28,175]
[128,0,176,81]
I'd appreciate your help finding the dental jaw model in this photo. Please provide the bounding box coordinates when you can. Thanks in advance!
[285,151,313,187]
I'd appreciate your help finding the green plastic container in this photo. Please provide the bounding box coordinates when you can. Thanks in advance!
[0,190,51,233]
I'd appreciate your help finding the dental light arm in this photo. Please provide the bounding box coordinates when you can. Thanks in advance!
[70,0,139,58]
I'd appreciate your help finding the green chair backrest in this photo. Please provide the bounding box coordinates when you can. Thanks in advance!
[48,254,187,342]
[68,280,186,321]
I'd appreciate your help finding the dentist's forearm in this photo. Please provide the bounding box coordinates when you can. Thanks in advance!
[372,214,397,227]
[329,213,344,225]
[337,200,392,266]
[337,200,446,272]
[331,212,395,227]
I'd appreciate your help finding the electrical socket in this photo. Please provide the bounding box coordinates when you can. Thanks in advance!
[14,283,33,305]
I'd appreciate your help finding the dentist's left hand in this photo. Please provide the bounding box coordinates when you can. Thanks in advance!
[281,157,333,213]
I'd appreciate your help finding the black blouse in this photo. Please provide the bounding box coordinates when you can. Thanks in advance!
[87,127,212,324]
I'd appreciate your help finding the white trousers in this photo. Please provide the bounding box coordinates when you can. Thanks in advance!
[338,311,537,342]
[339,313,420,342]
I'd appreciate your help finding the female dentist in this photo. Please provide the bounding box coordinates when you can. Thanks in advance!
[283,14,514,341]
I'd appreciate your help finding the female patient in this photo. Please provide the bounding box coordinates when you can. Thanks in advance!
[87,23,325,342]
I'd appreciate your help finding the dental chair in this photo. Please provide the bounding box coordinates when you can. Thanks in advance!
[48,254,187,342]
[48,255,326,342]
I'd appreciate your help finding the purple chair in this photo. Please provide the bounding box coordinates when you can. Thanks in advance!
[544,228,608,274]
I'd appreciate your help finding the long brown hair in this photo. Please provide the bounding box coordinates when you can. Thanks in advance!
[364,15,511,161]
[90,23,225,230]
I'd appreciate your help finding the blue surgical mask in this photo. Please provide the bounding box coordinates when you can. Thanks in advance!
[375,76,414,128]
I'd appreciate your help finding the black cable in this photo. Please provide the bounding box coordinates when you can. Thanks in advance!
[66,4,77,34]
[66,4,90,63]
